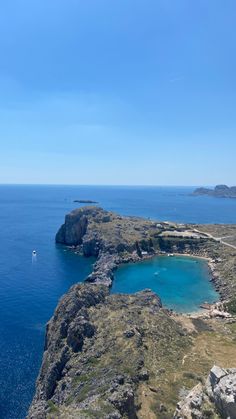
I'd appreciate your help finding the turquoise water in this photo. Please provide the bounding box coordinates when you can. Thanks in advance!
[112,256,219,313]
[0,185,234,419]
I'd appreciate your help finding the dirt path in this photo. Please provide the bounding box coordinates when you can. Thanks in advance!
[193,228,236,250]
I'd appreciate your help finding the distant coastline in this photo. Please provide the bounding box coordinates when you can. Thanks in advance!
[193,184,236,198]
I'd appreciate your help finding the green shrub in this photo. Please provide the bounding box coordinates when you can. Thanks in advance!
[47,400,59,414]
[226,299,236,314]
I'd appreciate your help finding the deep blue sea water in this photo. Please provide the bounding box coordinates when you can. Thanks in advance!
[112,256,218,313]
[0,184,236,419]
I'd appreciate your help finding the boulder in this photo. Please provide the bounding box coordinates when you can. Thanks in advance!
[175,366,236,419]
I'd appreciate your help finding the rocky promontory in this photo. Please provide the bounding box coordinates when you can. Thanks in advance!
[55,206,236,303]
[193,185,236,198]
[28,207,236,418]
[28,283,186,418]
[28,282,236,418]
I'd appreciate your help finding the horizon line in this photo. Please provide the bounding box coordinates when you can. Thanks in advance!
[0,183,215,188]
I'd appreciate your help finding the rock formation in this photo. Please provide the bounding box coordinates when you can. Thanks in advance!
[193,185,236,198]
[28,283,186,419]
[27,207,236,418]
[55,207,236,305]
[174,366,236,418]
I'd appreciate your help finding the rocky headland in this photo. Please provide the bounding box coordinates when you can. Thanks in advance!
[55,206,236,305]
[193,185,236,199]
[28,207,236,418]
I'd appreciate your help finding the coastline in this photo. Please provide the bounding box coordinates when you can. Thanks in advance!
[28,206,236,418]
[59,206,234,311]
[109,251,222,316]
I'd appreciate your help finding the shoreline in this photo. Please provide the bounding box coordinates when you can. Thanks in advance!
[58,207,235,316]
[109,251,222,317]
[28,206,236,418]
[67,246,223,316]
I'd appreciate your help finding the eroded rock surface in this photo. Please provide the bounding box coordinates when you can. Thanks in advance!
[174,366,236,419]
[55,207,236,310]
[28,283,194,419]
[28,207,236,418]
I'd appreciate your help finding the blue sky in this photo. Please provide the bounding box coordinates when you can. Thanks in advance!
[0,0,235,185]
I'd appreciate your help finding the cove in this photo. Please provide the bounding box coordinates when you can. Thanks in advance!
[112,255,219,313]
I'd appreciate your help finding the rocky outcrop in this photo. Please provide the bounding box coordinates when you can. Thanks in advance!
[193,185,236,198]
[28,284,109,418]
[56,206,157,257]
[56,208,89,246]
[174,366,236,418]
[28,207,236,418]
[55,207,236,303]
[27,283,179,419]
[85,253,120,287]
[206,366,236,418]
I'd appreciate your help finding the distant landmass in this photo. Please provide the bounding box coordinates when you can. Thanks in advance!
[193,185,236,198]
[74,199,98,204]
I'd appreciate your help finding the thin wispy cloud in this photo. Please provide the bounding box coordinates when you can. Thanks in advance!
[169,76,184,83]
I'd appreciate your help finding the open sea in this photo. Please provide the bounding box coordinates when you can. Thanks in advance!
[1,184,236,419]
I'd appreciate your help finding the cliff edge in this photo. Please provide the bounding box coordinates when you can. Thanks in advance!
[28,207,236,418]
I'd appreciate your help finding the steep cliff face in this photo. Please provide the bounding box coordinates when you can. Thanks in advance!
[28,208,236,418]
[56,206,158,257]
[55,207,236,302]
[28,282,236,418]
[28,283,194,419]
[28,284,109,418]
[56,208,90,246]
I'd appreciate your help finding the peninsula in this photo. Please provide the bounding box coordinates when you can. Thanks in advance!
[193,185,236,198]
[28,207,236,418]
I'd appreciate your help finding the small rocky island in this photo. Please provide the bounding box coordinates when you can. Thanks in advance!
[74,200,99,204]
[28,207,236,418]
[193,185,236,198]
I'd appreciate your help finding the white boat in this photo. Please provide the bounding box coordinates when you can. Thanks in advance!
[32,250,37,256]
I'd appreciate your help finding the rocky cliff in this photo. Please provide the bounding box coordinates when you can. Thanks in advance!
[28,207,236,418]
[174,366,236,418]
[193,185,236,198]
[56,206,158,257]
[28,281,236,419]
[55,207,236,304]
[28,283,189,419]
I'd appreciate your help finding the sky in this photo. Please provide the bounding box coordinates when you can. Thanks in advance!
[0,0,235,186]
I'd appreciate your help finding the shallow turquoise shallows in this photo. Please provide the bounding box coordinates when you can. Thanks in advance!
[112,256,219,313]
